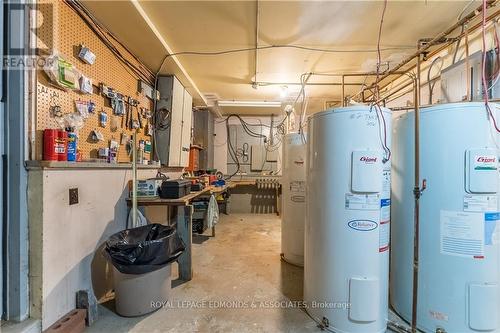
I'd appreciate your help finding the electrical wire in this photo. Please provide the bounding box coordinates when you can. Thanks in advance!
[375,0,389,98]
[224,114,268,179]
[457,0,478,22]
[452,24,465,64]
[426,56,443,104]
[481,0,500,133]
[487,21,500,83]
[222,113,285,179]
[153,107,172,131]
[296,73,312,134]
[159,45,415,60]
[65,0,154,84]
[449,2,476,66]
[372,102,391,163]
[226,118,241,179]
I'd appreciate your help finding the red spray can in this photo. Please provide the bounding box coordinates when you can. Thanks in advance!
[57,130,68,161]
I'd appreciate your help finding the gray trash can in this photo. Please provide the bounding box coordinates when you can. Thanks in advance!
[113,263,172,317]
[104,224,185,317]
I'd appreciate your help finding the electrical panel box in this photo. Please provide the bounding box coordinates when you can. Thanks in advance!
[266,149,278,162]
[226,122,278,175]
[251,145,266,171]
[155,76,193,167]
[349,277,379,322]
[468,283,499,331]
[441,50,500,103]
[351,150,383,193]
[466,148,499,193]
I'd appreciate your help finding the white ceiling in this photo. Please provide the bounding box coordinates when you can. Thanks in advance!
[82,0,479,115]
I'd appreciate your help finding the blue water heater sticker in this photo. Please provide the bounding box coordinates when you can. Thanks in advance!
[485,212,500,245]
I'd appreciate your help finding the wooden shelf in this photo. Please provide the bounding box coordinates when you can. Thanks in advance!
[25,160,161,170]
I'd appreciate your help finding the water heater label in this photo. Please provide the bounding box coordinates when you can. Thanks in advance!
[429,310,449,322]
[290,181,305,193]
[379,199,391,252]
[467,149,499,193]
[440,211,485,259]
[382,169,391,197]
[291,195,305,203]
[485,212,500,245]
[345,193,380,211]
[473,155,497,171]
[463,195,498,212]
[348,220,378,231]
[379,220,390,252]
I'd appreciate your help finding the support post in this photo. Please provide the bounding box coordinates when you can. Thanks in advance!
[176,205,193,281]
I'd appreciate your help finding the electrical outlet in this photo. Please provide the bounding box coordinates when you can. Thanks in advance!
[69,188,79,205]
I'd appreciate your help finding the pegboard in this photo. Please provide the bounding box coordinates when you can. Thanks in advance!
[34,0,154,163]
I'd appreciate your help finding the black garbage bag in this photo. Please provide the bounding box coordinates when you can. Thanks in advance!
[104,223,185,274]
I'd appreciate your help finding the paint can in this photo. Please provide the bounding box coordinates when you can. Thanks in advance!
[44,129,67,161]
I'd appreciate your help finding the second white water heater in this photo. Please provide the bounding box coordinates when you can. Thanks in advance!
[305,105,392,333]
[281,133,306,266]
[391,102,500,332]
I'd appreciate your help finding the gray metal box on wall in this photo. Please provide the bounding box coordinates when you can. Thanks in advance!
[155,76,193,167]
[193,109,214,170]
[440,50,500,103]
[155,76,174,166]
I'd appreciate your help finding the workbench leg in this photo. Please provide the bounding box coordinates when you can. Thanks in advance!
[176,205,193,281]
[275,187,280,216]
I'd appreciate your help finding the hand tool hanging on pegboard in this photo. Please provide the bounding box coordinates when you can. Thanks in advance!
[125,100,130,129]
[128,97,140,129]
[138,107,144,129]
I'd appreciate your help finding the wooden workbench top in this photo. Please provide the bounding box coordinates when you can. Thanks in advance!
[126,184,231,207]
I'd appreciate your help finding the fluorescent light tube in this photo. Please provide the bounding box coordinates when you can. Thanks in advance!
[217,100,282,107]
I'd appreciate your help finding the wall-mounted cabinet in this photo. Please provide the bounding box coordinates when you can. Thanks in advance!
[156,76,193,167]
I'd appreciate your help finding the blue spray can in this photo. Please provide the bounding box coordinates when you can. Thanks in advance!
[66,128,78,162]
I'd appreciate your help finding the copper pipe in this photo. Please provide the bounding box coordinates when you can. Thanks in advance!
[255,81,365,87]
[376,1,494,84]
[411,61,421,333]
[371,8,500,103]
[465,26,471,101]
[341,75,345,106]
[412,172,421,333]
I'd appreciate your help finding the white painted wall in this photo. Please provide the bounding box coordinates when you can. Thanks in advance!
[214,116,283,175]
[28,167,181,330]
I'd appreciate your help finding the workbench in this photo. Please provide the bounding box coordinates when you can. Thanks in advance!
[126,184,230,282]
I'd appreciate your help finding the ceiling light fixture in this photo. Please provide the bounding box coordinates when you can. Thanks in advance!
[280,85,289,99]
[217,100,282,108]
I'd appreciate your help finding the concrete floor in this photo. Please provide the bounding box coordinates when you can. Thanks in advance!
[87,214,320,333]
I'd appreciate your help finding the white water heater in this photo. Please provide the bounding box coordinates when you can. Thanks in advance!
[391,102,500,332]
[281,133,306,266]
[305,106,392,333]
